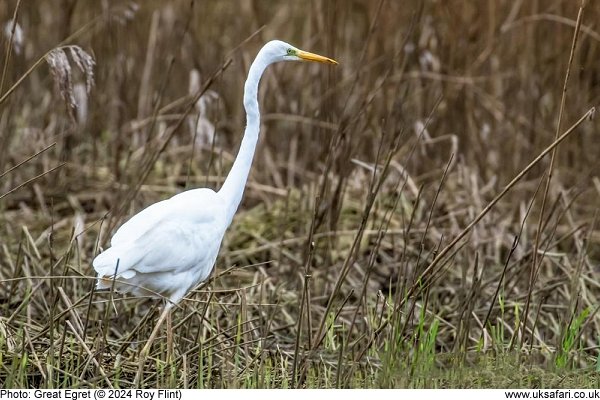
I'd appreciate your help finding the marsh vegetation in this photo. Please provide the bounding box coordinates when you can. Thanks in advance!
[1,0,600,388]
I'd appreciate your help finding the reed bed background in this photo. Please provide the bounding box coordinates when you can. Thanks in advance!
[1,0,600,388]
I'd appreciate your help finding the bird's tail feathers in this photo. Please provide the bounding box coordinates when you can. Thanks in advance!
[92,245,140,279]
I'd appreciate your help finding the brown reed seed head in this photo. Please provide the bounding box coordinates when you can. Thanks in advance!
[45,46,95,118]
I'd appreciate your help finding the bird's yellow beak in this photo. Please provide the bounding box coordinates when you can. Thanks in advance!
[297,50,338,65]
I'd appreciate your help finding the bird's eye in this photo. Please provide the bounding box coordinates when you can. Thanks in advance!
[286,48,295,56]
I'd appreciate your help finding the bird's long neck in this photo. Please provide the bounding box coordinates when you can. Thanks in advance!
[219,55,271,224]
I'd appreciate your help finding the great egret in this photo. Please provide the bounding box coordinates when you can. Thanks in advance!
[92,40,336,373]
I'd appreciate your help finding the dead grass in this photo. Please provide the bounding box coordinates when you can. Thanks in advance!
[1,0,600,389]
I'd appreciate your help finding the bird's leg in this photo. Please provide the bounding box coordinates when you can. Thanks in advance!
[142,302,172,355]
[133,302,173,387]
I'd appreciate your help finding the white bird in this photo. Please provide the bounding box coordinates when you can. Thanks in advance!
[92,40,337,370]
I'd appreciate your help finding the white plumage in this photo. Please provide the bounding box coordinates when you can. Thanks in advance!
[93,189,226,303]
[93,40,337,316]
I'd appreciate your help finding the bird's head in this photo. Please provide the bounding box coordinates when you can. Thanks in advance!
[261,40,338,65]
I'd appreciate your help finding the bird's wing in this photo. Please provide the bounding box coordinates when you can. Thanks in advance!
[94,188,226,277]
[109,188,218,245]
[109,198,171,245]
